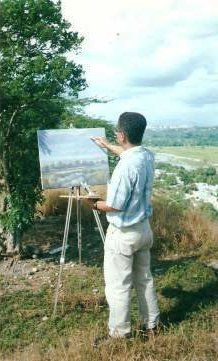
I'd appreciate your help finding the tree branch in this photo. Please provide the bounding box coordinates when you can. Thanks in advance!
[6,109,19,138]
[0,110,5,124]
[6,104,26,138]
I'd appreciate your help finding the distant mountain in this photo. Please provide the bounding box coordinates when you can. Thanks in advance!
[147,118,218,129]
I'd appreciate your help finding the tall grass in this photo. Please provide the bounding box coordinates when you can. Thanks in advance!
[38,189,69,216]
[3,325,218,361]
[37,186,106,217]
[151,195,218,259]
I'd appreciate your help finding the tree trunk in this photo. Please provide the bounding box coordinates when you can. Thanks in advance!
[0,190,21,256]
[0,227,20,256]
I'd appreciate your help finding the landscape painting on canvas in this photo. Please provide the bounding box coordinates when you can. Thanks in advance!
[37,128,109,189]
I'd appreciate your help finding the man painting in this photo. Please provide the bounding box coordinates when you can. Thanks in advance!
[90,112,159,341]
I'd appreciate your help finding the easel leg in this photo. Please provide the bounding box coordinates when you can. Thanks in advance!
[53,188,73,317]
[93,210,105,244]
[81,182,105,244]
[76,187,82,264]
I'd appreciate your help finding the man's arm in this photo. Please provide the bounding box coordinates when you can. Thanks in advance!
[84,199,120,213]
[91,137,123,156]
[95,200,120,213]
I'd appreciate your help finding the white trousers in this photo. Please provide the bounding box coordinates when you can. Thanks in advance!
[104,219,159,337]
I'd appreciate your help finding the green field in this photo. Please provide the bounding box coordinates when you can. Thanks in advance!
[152,146,218,167]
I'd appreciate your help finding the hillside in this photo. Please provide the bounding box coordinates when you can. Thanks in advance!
[144,127,218,146]
[0,192,218,361]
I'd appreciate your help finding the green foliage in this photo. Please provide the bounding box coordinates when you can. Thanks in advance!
[151,193,190,255]
[204,167,217,176]
[179,167,218,186]
[182,183,197,193]
[199,202,218,221]
[62,113,115,142]
[158,260,217,292]
[0,0,86,247]
[154,173,178,189]
[178,168,195,185]
[155,163,218,188]
[0,190,42,233]
[155,162,181,173]
[164,174,178,186]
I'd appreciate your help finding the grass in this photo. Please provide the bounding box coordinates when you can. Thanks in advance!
[0,258,217,360]
[37,186,107,218]
[1,191,218,360]
[152,146,218,168]
[151,195,218,260]
[0,264,107,352]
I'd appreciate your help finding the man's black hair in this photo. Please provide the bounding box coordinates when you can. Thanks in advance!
[118,112,147,145]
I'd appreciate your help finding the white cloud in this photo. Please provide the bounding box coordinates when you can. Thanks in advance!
[62,0,218,126]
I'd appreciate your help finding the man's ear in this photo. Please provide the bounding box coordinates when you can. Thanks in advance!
[121,131,127,143]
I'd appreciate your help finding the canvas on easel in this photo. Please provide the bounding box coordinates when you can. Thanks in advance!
[37,128,109,189]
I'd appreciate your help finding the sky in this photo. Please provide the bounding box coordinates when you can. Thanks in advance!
[62,0,218,128]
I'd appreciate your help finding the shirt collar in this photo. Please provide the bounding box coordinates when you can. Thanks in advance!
[120,145,143,159]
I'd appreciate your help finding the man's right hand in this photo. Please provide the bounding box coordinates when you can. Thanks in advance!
[91,136,110,149]
[91,136,123,156]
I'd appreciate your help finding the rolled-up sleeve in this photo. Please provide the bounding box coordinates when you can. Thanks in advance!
[106,164,134,210]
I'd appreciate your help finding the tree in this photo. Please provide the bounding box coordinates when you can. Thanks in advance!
[0,0,86,255]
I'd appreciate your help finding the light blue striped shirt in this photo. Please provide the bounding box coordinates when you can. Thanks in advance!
[106,146,154,228]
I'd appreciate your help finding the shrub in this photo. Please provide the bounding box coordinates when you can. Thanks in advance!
[151,194,218,259]
[199,202,218,221]
[151,194,188,255]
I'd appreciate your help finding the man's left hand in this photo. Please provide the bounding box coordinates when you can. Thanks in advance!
[83,197,101,209]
